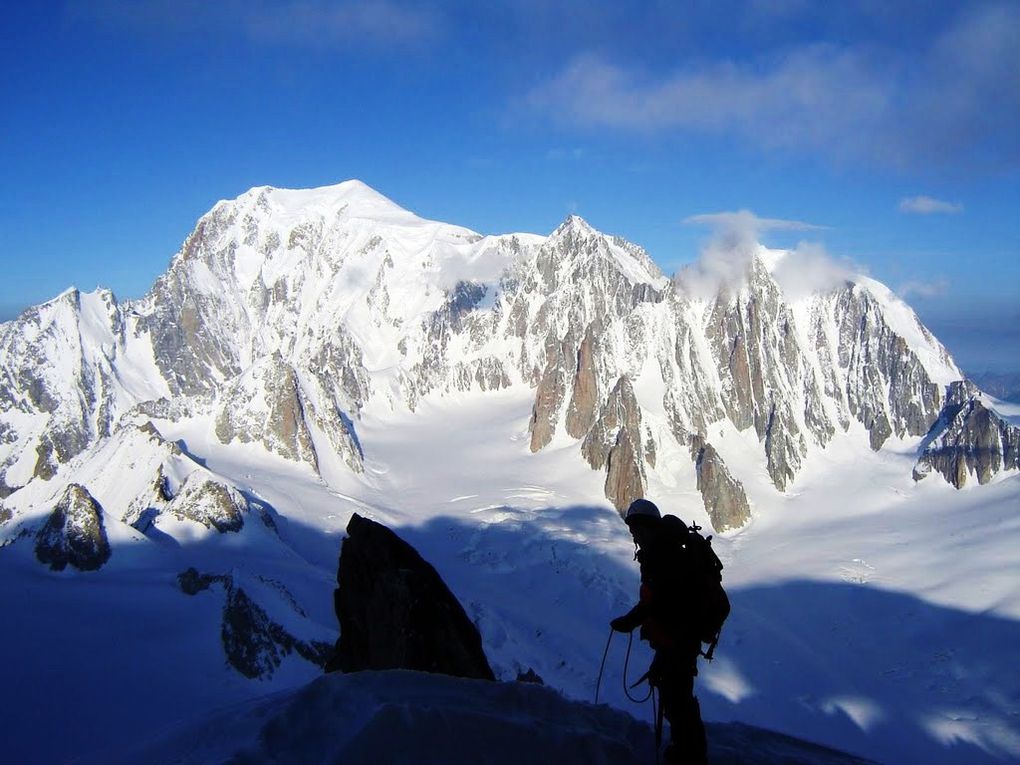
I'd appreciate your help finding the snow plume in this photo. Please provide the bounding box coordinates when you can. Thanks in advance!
[676,210,850,300]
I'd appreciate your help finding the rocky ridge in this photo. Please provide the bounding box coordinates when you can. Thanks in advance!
[914,381,1020,488]
[34,483,111,571]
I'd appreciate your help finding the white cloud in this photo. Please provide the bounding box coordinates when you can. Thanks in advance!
[898,196,963,215]
[677,210,852,299]
[772,241,856,301]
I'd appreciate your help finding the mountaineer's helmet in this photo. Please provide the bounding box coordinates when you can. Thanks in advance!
[624,498,661,527]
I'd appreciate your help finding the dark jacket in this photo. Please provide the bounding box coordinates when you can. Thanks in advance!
[618,531,700,654]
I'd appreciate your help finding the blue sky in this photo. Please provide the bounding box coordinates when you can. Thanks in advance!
[2,1,1018,371]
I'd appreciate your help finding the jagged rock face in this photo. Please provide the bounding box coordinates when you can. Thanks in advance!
[915,381,1020,488]
[581,377,642,470]
[565,323,600,439]
[329,513,495,680]
[34,483,111,571]
[831,286,946,449]
[0,289,136,485]
[166,475,248,533]
[693,439,751,532]
[764,406,806,493]
[529,339,572,452]
[178,568,331,679]
[604,429,644,513]
[215,354,319,469]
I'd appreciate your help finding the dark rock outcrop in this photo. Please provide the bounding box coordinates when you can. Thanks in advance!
[166,475,247,533]
[914,381,1020,487]
[327,513,495,680]
[694,439,751,532]
[34,483,111,571]
[605,429,644,513]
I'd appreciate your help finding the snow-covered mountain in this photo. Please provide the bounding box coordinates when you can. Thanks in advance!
[1,180,1018,765]
[0,180,1003,518]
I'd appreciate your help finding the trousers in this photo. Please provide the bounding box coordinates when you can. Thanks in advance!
[649,648,707,765]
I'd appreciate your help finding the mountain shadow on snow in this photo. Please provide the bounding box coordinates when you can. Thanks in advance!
[93,670,877,765]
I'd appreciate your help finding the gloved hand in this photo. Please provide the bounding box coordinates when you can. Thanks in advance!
[610,614,636,632]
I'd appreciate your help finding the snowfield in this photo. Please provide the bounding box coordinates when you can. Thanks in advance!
[2,384,1017,764]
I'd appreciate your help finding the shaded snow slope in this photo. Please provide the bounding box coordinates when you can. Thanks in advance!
[89,670,876,765]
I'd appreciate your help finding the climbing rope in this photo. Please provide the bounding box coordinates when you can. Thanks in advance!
[623,630,654,703]
[594,628,614,705]
[595,628,662,765]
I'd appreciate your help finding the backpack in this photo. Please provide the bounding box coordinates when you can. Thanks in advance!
[659,514,730,661]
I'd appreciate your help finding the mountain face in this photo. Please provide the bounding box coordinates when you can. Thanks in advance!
[0,179,1005,544]
[914,380,1020,487]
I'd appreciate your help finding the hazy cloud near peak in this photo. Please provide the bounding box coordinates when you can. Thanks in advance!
[676,209,853,300]
[898,196,963,215]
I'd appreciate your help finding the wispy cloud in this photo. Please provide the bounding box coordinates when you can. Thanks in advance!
[524,4,1020,170]
[898,278,950,299]
[899,196,963,215]
[684,210,825,233]
[526,46,890,156]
